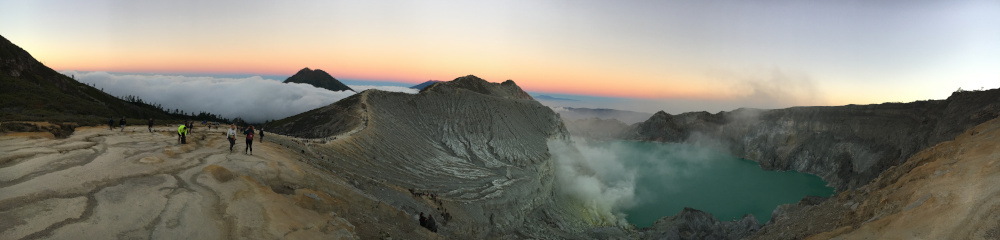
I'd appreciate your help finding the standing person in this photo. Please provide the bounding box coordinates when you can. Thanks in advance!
[108,117,114,130]
[177,124,187,144]
[147,118,154,133]
[259,127,264,143]
[244,125,255,155]
[226,124,237,153]
[188,120,194,134]
[119,117,126,132]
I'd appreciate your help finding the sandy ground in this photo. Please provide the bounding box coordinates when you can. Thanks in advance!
[0,125,438,240]
[799,117,1000,239]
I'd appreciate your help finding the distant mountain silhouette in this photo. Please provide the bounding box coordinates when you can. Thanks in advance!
[0,34,176,130]
[409,80,442,90]
[534,95,578,102]
[283,68,354,92]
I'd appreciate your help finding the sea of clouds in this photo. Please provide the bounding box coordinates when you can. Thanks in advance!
[61,71,418,123]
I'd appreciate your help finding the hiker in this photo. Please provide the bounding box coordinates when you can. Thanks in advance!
[108,117,114,130]
[177,124,187,144]
[188,121,194,134]
[119,117,126,132]
[227,124,237,153]
[259,127,264,143]
[147,118,154,132]
[244,125,255,155]
[419,212,427,228]
[426,215,438,232]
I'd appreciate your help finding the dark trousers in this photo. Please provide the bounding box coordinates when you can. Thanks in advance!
[229,138,235,152]
[245,139,253,153]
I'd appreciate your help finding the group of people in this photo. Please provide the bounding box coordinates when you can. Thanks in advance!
[410,189,449,233]
[419,212,438,232]
[108,117,127,132]
[109,117,157,133]
[226,124,263,155]
[109,116,270,154]
[174,120,265,155]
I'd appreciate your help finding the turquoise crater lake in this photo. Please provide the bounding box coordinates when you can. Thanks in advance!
[599,140,835,228]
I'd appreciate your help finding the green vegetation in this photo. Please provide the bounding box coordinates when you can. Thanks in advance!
[0,34,234,136]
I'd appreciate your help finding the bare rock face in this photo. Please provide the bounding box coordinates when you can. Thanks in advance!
[751,116,1000,239]
[269,75,607,238]
[421,75,535,101]
[625,89,1000,191]
[640,208,760,240]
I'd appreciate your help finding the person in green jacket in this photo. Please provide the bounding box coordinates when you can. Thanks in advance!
[178,124,187,144]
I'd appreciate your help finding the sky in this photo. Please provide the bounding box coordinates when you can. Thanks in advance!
[2,0,999,115]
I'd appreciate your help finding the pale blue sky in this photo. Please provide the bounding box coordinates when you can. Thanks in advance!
[2,0,998,113]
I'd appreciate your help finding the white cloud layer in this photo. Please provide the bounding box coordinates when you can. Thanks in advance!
[61,71,417,122]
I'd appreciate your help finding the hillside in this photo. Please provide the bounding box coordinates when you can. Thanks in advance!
[268,75,639,238]
[282,67,354,92]
[750,115,1000,239]
[624,89,1000,191]
[0,35,176,136]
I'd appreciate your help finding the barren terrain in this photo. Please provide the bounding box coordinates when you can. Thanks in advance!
[0,126,442,239]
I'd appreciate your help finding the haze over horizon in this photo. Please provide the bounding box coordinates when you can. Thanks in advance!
[2,0,999,114]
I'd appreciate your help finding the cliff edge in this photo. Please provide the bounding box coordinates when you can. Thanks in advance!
[625,90,1000,191]
[750,115,1000,239]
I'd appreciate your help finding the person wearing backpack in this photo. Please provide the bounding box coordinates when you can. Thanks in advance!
[244,125,255,155]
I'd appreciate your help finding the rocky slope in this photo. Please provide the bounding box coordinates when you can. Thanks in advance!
[625,90,1000,191]
[269,75,634,238]
[0,34,176,128]
[283,67,354,92]
[641,208,760,240]
[749,115,1000,239]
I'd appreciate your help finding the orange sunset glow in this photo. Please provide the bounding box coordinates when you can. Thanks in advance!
[3,0,998,113]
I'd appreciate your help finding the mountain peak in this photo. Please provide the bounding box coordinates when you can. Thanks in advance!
[421,75,533,100]
[409,80,442,90]
[283,68,354,92]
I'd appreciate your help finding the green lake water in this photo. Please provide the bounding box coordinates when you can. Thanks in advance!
[601,140,835,228]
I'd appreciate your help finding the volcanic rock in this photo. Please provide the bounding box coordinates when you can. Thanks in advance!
[283,67,354,92]
[625,90,1000,191]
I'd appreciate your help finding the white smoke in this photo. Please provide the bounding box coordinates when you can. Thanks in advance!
[549,139,636,226]
[60,71,417,122]
[548,136,732,226]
